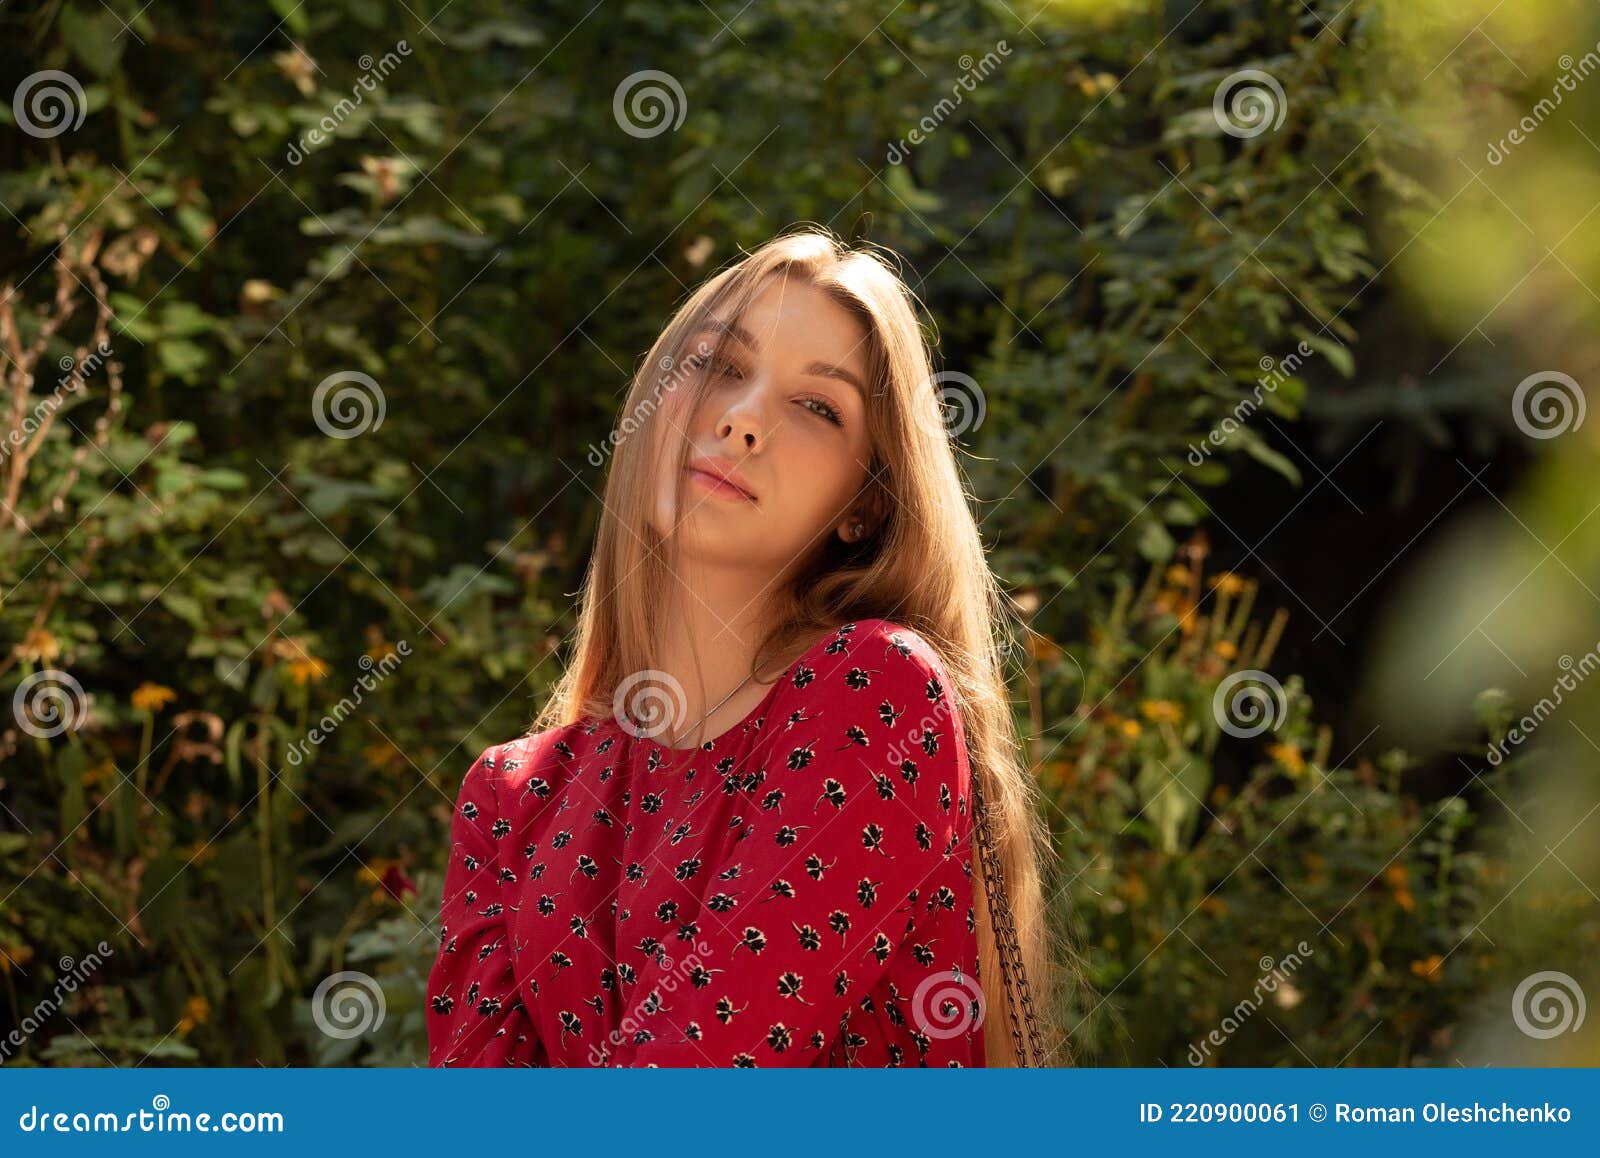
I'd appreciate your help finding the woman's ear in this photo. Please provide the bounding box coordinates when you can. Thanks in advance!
[837,478,887,542]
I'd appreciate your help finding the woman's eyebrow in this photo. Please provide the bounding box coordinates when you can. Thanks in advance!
[802,361,864,394]
[700,318,865,394]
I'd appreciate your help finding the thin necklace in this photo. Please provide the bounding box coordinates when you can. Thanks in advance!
[647,670,758,747]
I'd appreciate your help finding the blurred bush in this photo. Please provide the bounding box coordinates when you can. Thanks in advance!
[1,0,1595,1066]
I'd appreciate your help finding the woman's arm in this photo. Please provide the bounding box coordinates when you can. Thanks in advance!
[425,744,540,1066]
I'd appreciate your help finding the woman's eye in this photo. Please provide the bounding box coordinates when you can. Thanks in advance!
[689,353,743,379]
[799,396,843,426]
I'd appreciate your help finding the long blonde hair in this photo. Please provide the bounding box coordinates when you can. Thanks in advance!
[531,226,1074,1066]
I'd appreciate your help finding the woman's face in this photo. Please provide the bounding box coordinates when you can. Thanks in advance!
[650,275,875,581]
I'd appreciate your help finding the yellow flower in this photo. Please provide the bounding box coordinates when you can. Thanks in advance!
[1384,863,1416,912]
[273,638,330,686]
[1410,954,1444,983]
[0,944,34,975]
[1199,896,1229,917]
[1213,640,1237,660]
[1119,719,1142,740]
[1165,565,1191,586]
[16,627,60,664]
[290,656,329,686]
[1211,572,1245,596]
[363,739,403,774]
[1038,761,1074,791]
[83,759,117,789]
[1269,742,1305,778]
[364,636,401,665]
[131,682,177,713]
[357,858,396,890]
[177,995,211,1036]
[1027,635,1064,663]
[1139,699,1183,725]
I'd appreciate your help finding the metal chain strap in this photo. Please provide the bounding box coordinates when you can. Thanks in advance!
[970,764,1047,1067]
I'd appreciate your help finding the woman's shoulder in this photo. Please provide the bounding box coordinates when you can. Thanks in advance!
[775,617,962,729]
[792,617,957,688]
[766,617,973,801]
[458,719,601,806]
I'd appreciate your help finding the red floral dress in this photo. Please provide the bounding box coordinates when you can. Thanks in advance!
[425,618,985,1067]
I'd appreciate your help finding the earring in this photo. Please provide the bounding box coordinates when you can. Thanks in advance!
[847,518,865,541]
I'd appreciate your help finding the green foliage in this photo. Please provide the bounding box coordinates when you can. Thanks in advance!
[1033,554,1510,1064]
[0,0,1547,1066]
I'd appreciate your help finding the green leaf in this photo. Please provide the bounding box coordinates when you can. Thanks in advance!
[268,0,309,37]
[55,743,88,839]
[157,339,209,382]
[1301,333,1355,378]
[1238,429,1303,486]
[62,7,127,78]
[1137,519,1176,561]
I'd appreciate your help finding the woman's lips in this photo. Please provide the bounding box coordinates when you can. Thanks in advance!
[685,466,756,502]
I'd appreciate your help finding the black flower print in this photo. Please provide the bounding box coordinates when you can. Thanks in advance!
[425,618,982,1067]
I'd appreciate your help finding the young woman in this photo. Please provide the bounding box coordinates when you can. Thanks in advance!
[425,228,1067,1067]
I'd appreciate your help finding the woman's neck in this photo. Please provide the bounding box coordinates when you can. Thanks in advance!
[655,564,782,738]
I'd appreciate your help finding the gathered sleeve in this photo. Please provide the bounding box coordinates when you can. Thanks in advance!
[608,626,978,1066]
[425,744,540,1066]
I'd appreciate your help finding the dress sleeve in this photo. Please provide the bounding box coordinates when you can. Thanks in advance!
[608,626,977,1067]
[425,744,540,1066]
